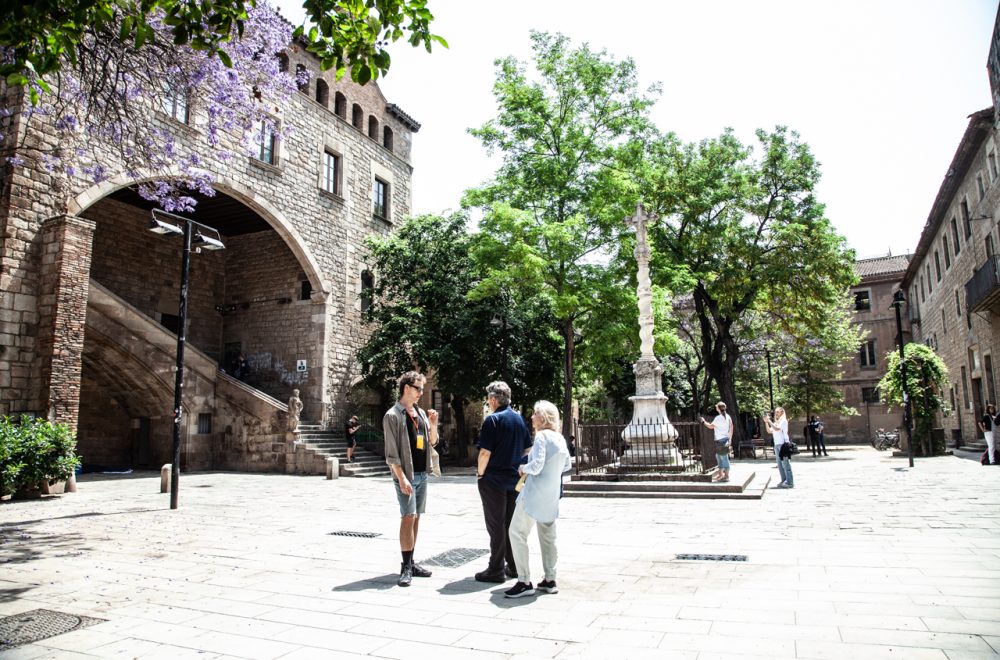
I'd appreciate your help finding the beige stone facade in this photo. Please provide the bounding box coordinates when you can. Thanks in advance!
[0,44,419,472]
[901,107,1000,449]
[822,255,912,443]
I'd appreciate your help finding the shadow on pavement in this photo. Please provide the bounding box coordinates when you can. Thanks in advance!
[437,578,497,595]
[0,520,93,566]
[331,574,397,592]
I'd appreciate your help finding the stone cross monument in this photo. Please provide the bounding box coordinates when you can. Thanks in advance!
[621,203,677,461]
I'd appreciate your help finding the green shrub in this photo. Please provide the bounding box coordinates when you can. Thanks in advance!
[0,416,81,497]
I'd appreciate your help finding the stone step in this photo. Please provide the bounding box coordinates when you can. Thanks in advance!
[563,489,764,500]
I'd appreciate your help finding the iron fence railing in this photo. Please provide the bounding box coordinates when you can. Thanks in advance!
[966,254,1000,314]
[571,419,709,479]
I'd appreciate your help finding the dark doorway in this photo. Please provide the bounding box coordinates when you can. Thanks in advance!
[130,417,151,468]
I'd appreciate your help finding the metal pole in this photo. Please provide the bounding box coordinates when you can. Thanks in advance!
[893,292,914,468]
[766,349,774,413]
[170,221,192,509]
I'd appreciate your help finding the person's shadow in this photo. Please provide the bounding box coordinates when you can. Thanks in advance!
[331,574,398,592]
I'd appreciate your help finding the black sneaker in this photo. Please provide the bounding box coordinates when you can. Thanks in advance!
[536,579,558,594]
[504,564,517,579]
[397,562,412,587]
[504,581,535,598]
[411,562,432,578]
[474,569,506,583]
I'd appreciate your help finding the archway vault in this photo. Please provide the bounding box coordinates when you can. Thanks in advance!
[67,173,330,299]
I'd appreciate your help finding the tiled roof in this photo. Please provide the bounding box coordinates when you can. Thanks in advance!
[854,254,912,279]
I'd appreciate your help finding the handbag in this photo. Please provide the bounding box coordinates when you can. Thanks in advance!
[714,437,731,453]
[780,441,799,458]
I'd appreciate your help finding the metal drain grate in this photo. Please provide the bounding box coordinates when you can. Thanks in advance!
[328,531,381,538]
[420,547,489,568]
[675,553,748,562]
[0,609,105,650]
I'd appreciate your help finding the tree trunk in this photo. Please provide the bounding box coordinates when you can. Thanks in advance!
[562,318,575,437]
[449,395,471,466]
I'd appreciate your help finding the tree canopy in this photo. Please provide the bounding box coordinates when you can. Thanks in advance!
[878,343,949,456]
[1,0,445,92]
[465,31,659,434]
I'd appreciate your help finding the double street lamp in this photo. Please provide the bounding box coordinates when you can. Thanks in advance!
[149,209,225,509]
[890,289,915,468]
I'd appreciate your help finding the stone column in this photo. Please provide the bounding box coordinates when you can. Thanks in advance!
[621,203,677,466]
[34,214,97,432]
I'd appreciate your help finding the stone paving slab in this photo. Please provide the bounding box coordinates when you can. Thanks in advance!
[1,447,999,658]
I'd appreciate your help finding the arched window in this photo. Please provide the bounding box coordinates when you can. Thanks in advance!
[361,270,374,313]
[295,64,308,93]
[368,115,379,140]
[352,104,363,129]
[277,52,289,72]
[383,126,393,152]
[315,79,329,108]
[334,92,347,119]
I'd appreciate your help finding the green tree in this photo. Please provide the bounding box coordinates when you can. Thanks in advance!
[358,214,561,451]
[1,0,445,94]
[644,127,857,444]
[778,304,864,420]
[878,343,949,456]
[465,31,658,435]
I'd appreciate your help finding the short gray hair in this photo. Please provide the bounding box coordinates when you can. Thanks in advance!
[486,381,511,407]
[532,400,560,432]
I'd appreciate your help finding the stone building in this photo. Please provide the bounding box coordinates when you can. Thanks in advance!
[0,44,422,472]
[900,105,1000,449]
[820,255,912,443]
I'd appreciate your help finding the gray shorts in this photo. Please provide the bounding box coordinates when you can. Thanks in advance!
[394,471,428,516]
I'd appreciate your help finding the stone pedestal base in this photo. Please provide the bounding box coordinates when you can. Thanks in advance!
[621,393,678,464]
[326,457,339,480]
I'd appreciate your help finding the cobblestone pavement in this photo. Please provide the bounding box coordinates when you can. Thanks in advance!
[1,447,998,659]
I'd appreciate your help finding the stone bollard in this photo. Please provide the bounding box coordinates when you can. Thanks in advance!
[161,465,171,493]
[326,457,339,480]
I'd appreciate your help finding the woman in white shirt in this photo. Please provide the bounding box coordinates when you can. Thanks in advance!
[763,407,793,488]
[505,400,572,599]
[700,401,733,483]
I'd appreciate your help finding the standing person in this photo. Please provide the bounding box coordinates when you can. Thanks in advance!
[475,381,531,583]
[231,352,249,381]
[505,400,572,598]
[764,407,793,488]
[979,404,997,465]
[383,371,438,587]
[701,402,733,483]
[809,415,828,457]
[344,415,360,463]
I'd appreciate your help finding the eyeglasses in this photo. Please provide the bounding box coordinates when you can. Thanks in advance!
[408,383,424,393]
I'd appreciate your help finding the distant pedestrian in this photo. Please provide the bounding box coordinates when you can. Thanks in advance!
[505,400,572,598]
[383,371,439,587]
[979,404,997,465]
[474,381,532,584]
[701,402,733,483]
[764,407,793,488]
[808,415,827,457]
[232,352,249,381]
[345,415,360,463]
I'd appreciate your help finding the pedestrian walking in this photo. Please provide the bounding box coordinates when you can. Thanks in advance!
[474,380,532,583]
[345,415,360,463]
[701,402,733,483]
[764,407,794,488]
[505,400,572,598]
[979,403,997,465]
[809,415,828,456]
[383,371,438,587]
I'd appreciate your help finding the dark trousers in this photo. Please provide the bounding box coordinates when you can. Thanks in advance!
[814,433,827,455]
[478,479,517,574]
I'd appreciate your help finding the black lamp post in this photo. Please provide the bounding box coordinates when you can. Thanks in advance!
[891,289,914,468]
[149,209,225,509]
[765,348,774,413]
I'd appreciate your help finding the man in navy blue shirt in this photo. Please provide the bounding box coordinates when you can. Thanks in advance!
[474,381,531,583]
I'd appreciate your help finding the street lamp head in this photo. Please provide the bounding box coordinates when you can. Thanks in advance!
[193,231,225,251]
[891,289,906,307]
[149,215,184,235]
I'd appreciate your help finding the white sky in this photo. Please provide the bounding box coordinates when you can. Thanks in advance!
[278,0,997,258]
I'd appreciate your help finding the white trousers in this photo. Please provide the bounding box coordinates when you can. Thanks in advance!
[987,431,996,464]
[508,498,558,584]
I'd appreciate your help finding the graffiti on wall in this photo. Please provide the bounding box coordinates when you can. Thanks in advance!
[247,351,308,386]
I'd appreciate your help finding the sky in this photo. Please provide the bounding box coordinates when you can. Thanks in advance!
[277,0,997,259]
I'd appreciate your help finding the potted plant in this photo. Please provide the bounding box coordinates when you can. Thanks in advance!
[0,416,82,500]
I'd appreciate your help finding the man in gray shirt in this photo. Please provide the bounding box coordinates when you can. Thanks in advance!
[384,370,439,586]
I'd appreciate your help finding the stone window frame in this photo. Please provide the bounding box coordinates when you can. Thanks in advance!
[989,148,999,182]
[360,269,374,313]
[951,217,961,255]
[370,161,394,224]
[853,289,871,312]
[383,126,394,152]
[334,92,347,119]
[315,79,330,108]
[943,234,951,269]
[934,250,942,282]
[926,264,933,294]
[321,149,342,197]
[296,64,309,94]
[368,114,379,140]
[352,103,364,130]
[962,197,972,239]
[252,115,282,169]
[160,80,190,124]
[861,386,880,404]
[317,136,346,201]
[859,339,877,370]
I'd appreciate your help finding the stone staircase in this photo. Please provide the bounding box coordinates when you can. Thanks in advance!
[295,424,389,477]
[563,467,770,499]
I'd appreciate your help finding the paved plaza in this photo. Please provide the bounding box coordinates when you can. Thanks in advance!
[1,446,998,659]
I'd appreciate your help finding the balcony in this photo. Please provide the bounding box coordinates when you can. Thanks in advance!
[966,255,1000,314]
